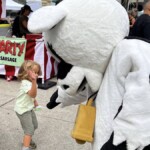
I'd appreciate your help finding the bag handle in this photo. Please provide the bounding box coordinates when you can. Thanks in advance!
[86,92,98,106]
[86,98,93,106]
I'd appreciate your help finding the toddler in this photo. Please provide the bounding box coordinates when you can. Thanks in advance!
[14,60,42,150]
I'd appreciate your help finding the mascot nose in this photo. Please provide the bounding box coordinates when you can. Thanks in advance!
[46,85,69,109]
[47,90,60,109]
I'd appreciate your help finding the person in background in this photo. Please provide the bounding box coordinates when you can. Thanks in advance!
[131,8,138,19]
[19,5,33,37]
[129,1,150,40]
[14,60,42,150]
[12,5,33,38]
[128,11,136,35]
[128,12,136,28]
[137,4,144,17]
[12,10,22,37]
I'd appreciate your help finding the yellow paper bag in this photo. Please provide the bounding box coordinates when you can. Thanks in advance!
[71,98,96,144]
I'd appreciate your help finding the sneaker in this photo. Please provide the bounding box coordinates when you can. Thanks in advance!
[22,147,31,150]
[29,141,37,149]
[6,76,13,82]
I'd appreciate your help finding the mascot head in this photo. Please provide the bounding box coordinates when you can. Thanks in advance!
[28,0,129,108]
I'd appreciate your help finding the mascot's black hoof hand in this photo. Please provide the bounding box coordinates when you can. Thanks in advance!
[47,90,60,109]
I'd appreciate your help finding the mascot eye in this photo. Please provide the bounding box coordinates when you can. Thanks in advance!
[62,85,69,90]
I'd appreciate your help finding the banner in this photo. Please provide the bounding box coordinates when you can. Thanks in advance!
[0,37,26,66]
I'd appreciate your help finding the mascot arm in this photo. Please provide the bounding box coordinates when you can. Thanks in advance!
[112,39,150,150]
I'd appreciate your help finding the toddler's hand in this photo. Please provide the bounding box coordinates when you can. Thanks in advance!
[34,100,39,107]
[28,70,38,80]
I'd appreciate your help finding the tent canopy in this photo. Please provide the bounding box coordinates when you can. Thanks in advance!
[12,0,42,11]
[13,0,41,5]
[6,0,23,10]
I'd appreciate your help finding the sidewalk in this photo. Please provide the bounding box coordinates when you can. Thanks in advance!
[0,77,91,150]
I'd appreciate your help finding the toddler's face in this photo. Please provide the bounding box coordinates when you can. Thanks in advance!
[27,64,40,81]
[32,65,40,78]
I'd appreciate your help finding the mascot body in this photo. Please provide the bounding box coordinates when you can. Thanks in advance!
[28,0,150,150]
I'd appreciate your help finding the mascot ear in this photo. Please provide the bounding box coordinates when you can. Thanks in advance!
[28,5,68,33]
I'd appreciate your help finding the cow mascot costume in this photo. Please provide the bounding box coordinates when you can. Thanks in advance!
[28,0,150,149]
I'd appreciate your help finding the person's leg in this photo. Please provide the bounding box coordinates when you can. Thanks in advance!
[31,110,38,131]
[29,110,38,149]
[23,135,32,147]
[16,111,34,149]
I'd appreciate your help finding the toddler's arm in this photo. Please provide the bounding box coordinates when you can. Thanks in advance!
[27,70,38,98]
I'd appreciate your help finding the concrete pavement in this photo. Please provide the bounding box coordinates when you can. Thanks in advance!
[0,77,91,150]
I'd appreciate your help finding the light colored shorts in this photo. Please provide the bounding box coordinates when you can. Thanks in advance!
[16,110,38,136]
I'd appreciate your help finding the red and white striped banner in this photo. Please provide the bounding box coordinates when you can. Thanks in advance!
[0,0,6,18]
[0,34,58,80]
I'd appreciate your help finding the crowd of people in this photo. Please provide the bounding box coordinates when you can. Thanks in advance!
[10,1,150,40]
[128,1,150,40]
[9,1,150,41]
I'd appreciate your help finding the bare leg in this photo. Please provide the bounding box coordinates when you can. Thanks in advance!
[23,135,32,147]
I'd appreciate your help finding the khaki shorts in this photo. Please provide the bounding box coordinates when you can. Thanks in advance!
[16,110,38,136]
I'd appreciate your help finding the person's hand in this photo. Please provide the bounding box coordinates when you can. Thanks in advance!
[34,100,39,107]
[28,70,38,81]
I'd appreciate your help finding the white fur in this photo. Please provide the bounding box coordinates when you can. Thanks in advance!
[94,39,150,149]
[56,84,94,108]
[57,66,102,95]
[28,5,67,33]
[56,85,87,108]
[57,66,85,95]
[28,0,129,73]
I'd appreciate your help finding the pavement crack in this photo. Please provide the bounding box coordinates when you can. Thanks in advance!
[0,98,15,107]
[38,114,74,124]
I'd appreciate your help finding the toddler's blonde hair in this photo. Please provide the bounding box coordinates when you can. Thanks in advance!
[18,60,42,80]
